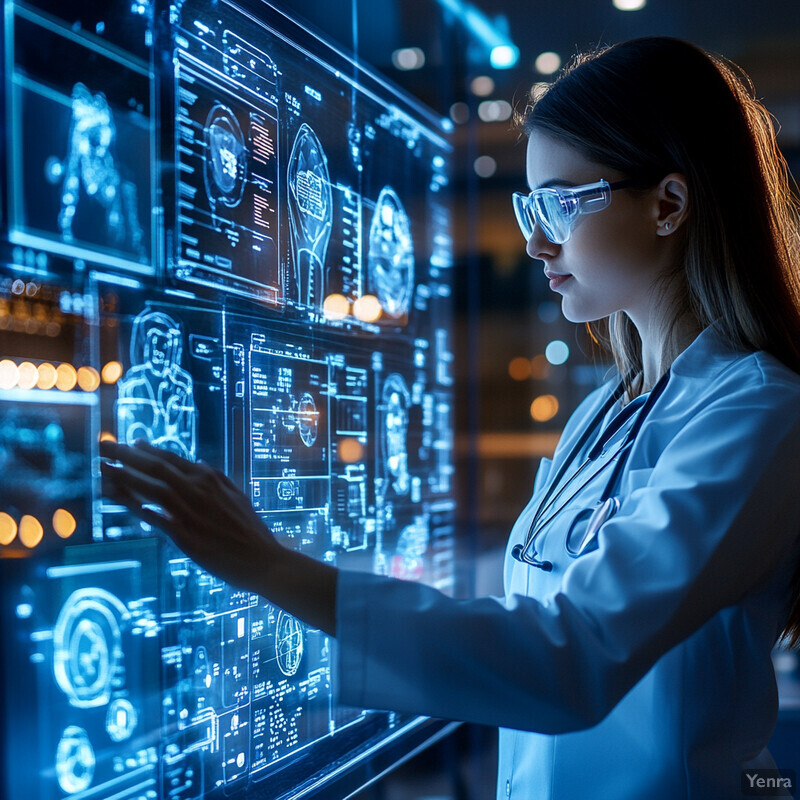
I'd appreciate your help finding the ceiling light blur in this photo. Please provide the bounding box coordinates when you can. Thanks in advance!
[473,155,497,178]
[478,99,512,122]
[545,340,570,365]
[490,44,519,69]
[534,51,561,75]
[392,47,426,71]
[613,0,646,9]
[470,75,495,96]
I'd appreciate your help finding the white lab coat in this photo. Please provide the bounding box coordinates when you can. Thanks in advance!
[335,326,800,799]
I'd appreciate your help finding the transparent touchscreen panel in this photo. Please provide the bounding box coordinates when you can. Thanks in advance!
[0,1,455,799]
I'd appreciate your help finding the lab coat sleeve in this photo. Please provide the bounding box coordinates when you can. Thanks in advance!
[335,379,800,733]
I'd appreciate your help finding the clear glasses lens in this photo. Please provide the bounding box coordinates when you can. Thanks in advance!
[533,191,571,244]
[513,180,615,246]
[513,189,574,245]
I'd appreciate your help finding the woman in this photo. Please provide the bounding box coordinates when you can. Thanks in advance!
[102,37,800,799]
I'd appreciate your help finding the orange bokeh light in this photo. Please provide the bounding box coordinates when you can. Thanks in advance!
[53,509,77,539]
[0,513,18,546]
[19,515,44,548]
[77,366,101,392]
[530,394,559,422]
[55,363,78,391]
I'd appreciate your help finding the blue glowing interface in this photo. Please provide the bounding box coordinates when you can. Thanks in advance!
[0,1,455,798]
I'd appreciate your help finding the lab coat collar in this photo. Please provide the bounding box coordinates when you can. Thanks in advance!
[668,323,744,380]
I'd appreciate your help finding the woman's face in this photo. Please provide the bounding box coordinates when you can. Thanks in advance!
[525,131,666,328]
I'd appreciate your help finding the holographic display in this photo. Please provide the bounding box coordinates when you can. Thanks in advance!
[0,1,455,798]
[7,3,153,273]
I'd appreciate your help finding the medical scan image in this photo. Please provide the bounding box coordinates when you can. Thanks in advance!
[204,104,249,211]
[367,187,415,317]
[0,0,454,798]
[379,372,412,497]
[287,123,334,309]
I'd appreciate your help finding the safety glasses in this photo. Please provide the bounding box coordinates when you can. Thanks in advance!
[512,179,635,245]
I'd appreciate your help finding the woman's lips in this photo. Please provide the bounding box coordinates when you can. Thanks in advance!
[547,273,572,291]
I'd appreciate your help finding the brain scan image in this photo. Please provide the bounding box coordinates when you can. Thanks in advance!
[203,104,247,209]
[116,310,197,459]
[367,187,415,317]
[287,123,333,309]
[275,611,304,677]
[50,83,143,254]
[380,374,410,496]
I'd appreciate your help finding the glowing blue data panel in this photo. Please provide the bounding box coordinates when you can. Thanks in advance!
[0,0,455,798]
[169,0,451,326]
[7,4,154,273]
[175,57,282,303]
[5,544,162,800]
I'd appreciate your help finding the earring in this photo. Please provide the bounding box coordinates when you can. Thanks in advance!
[665,222,672,231]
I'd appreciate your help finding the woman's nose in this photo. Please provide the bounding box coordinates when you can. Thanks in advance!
[526,224,560,260]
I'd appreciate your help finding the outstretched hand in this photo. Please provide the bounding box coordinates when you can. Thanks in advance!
[100,439,281,594]
[99,439,338,635]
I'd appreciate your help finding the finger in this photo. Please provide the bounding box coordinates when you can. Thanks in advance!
[100,459,194,521]
[101,439,194,475]
[131,439,197,473]
[100,441,190,489]
[103,477,179,532]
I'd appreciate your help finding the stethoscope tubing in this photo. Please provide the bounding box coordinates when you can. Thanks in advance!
[513,370,671,570]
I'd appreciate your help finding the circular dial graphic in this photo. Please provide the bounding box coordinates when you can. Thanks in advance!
[56,726,95,794]
[297,392,318,447]
[53,589,127,708]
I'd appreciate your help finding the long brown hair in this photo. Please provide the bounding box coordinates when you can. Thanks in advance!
[518,38,800,646]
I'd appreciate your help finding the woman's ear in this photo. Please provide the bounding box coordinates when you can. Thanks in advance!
[655,172,689,236]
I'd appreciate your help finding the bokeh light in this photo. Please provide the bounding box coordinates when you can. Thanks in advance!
[338,438,364,463]
[530,394,560,422]
[323,293,350,321]
[470,75,495,96]
[55,363,78,391]
[53,509,77,539]
[0,513,18,546]
[0,360,18,390]
[101,360,123,384]
[37,362,58,390]
[19,515,44,548]
[392,47,425,71]
[530,354,551,380]
[473,155,497,178]
[478,99,513,122]
[534,51,562,75]
[77,365,101,392]
[17,361,38,390]
[545,340,570,365]
[508,357,532,381]
[353,294,382,323]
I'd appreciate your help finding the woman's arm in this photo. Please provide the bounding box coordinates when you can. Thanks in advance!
[100,439,338,636]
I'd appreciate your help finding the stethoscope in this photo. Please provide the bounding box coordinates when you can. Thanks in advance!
[512,369,671,571]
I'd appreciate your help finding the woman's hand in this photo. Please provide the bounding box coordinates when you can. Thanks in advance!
[99,439,338,635]
[100,439,280,593]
